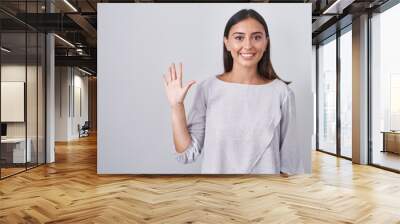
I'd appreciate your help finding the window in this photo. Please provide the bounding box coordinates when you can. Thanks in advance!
[340,28,352,158]
[371,2,400,171]
[318,36,337,155]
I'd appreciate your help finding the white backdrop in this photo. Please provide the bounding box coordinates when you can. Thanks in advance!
[98,3,313,174]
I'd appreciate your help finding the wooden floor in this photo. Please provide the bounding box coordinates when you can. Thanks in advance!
[1,134,400,223]
[373,151,400,171]
[0,167,26,178]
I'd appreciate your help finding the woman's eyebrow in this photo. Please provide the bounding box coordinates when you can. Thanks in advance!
[231,31,264,36]
[232,32,245,36]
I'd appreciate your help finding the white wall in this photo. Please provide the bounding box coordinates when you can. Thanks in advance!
[55,67,69,141]
[312,45,316,151]
[55,67,89,141]
[72,72,89,138]
[98,3,313,174]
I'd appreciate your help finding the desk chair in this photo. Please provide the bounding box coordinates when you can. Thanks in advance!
[79,121,90,138]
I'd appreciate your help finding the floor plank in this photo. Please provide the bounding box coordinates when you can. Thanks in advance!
[0,134,400,223]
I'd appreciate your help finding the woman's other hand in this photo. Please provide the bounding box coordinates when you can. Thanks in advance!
[163,63,196,108]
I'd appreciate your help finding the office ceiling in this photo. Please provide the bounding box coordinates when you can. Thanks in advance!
[0,0,392,75]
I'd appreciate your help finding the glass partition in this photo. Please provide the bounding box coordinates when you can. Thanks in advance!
[27,31,38,169]
[339,28,352,158]
[318,36,337,155]
[38,32,45,165]
[0,31,28,177]
[371,3,400,171]
[0,1,46,179]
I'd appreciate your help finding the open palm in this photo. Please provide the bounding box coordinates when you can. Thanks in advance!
[163,63,196,107]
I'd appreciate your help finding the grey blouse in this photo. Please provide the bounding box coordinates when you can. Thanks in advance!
[175,75,305,174]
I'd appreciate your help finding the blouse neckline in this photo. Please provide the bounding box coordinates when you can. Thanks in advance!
[214,75,278,87]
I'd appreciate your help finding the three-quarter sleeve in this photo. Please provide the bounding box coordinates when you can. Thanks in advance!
[175,82,207,164]
[279,89,305,174]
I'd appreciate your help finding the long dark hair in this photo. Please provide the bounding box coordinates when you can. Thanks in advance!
[223,9,289,84]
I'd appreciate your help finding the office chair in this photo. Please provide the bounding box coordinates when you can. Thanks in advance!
[79,121,90,138]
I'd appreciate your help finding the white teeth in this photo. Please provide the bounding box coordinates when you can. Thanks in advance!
[240,53,255,58]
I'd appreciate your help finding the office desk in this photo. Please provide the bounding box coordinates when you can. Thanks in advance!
[1,138,32,163]
[381,131,400,154]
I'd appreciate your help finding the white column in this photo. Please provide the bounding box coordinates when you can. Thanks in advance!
[46,33,55,163]
[352,14,369,164]
[46,1,55,163]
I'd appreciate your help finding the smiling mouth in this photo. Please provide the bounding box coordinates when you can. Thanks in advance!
[240,53,256,59]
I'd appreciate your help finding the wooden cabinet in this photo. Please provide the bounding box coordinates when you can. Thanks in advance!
[382,131,400,154]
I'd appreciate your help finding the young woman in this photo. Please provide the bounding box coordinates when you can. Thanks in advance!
[163,9,304,175]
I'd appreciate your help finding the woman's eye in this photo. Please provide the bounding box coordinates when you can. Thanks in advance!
[234,36,244,41]
[254,35,262,40]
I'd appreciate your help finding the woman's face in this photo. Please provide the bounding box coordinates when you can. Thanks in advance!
[224,18,268,69]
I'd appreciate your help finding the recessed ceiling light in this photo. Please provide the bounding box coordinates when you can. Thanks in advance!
[54,34,75,48]
[78,67,92,76]
[322,0,355,15]
[1,47,11,53]
[63,0,78,12]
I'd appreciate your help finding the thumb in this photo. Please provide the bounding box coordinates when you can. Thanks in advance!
[183,80,196,93]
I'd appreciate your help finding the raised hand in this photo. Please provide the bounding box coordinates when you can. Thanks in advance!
[163,63,196,108]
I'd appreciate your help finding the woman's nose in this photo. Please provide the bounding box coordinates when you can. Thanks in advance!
[243,38,253,49]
